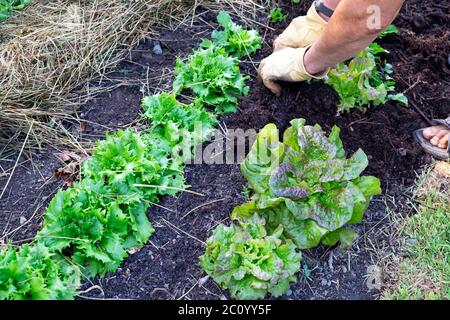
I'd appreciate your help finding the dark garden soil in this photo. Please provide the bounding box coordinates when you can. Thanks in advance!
[0,0,448,300]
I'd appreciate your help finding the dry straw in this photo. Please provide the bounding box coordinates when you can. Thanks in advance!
[0,0,266,156]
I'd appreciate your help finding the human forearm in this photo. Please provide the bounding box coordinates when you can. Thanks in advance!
[305,0,405,74]
[258,0,406,95]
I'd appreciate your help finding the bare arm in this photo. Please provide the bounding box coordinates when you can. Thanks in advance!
[304,0,405,74]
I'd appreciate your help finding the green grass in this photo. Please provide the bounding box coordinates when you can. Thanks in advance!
[383,165,449,300]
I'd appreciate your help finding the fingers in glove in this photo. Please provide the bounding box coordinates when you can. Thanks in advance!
[258,58,282,96]
[273,38,286,52]
[257,59,267,82]
[262,78,282,96]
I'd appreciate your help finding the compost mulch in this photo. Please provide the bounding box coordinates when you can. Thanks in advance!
[0,0,448,300]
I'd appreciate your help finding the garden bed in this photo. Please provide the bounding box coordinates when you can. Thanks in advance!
[0,0,448,300]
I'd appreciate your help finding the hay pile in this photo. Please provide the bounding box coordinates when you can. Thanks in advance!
[0,0,264,155]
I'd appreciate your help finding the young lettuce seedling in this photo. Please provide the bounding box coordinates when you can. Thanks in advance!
[201,11,262,59]
[326,25,408,113]
[269,8,288,23]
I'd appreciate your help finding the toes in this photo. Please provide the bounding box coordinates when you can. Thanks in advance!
[433,127,449,140]
[430,129,449,146]
[430,136,441,146]
[437,134,449,149]
[423,126,443,139]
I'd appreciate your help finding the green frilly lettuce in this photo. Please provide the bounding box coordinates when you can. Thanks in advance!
[201,11,262,59]
[0,243,80,300]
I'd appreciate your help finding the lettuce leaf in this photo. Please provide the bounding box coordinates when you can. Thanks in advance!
[241,124,285,194]
[173,46,249,115]
[0,243,80,300]
[200,215,301,300]
[37,178,154,278]
[233,119,381,249]
[326,40,408,113]
[0,0,31,22]
[141,93,218,162]
[201,11,262,59]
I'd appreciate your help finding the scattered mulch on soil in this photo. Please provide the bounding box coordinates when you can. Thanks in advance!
[1,0,448,300]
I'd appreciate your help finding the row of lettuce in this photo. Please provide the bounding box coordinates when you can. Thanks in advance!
[1,11,399,300]
[0,11,260,300]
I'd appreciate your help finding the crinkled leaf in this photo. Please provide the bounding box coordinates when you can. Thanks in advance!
[321,228,357,249]
[0,244,80,300]
[269,163,309,199]
[343,149,369,180]
[326,37,406,112]
[200,215,301,300]
[173,46,249,115]
[241,124,285,194]
[237,119,381,249]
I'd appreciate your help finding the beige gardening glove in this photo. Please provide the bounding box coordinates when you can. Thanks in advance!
[258,46,329,96]
[273,4,327,51]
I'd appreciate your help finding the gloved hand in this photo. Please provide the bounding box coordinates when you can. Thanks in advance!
[273,4,327,51]
[258,46,328,96]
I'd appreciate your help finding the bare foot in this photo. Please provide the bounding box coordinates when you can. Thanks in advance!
[423,125,449,150]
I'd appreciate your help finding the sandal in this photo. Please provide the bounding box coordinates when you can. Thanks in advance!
[413,116,450,160]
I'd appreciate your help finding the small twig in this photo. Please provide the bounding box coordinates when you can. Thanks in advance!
[132,184,205,197]
[409,100,432,125]
[145,200,177,213]
[177,279,199,300]
[1,204,42,240]
[0,121,33,201]
[398,78,432,125]
[77,285,105,297]
[402,77,422,95]
[182,198,225,219]
[160,218,206,246]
